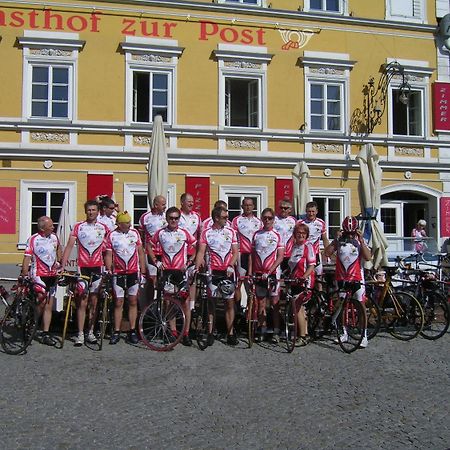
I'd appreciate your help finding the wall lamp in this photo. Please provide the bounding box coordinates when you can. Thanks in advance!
[364,61,411,133]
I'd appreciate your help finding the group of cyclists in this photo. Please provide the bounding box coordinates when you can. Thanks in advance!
[17,192,372,350]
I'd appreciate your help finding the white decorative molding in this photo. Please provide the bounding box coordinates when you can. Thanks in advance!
[312,143,343,153]
[134,136,152,146]
[29,48,72,57]
[226,140,260,150]
[131,54,171,63]
[309,67,345,76]
[224,61,262,69]
[31,132,70,143]
[395,146,424,157]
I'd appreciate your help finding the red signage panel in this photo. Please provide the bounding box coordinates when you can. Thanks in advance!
[0,187,16,234]
[87,174,113,201]
[275,178,293,206]
[185,176,210,220]
[433,82,450,132]
[440,197,450,237]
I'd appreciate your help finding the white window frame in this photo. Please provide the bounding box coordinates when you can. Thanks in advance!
[219,185,268,217]
[302,52,354,135]
[390,87,425,137]
[19,180,77,248]
[123,183,176,225]
[121,38,183,126]
[303,0,347,15]
[19,31,83,121]
[215,44,272,131]
[310,188,350,240]
[386,0,426,24]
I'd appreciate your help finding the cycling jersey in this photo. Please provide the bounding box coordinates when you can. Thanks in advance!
[251,229,284,275]
[105,227,143,274]
[71,221,108,268]
[179,211,201,256]
[231,215,262,254]
[139,211,167,255]
[152,226,196,270]
[199,226,237,271]
[335,237,364,282]
[202,217,231,230]
[97,214,116,232]
[273,215,296,257]
[288,242,316,279]
[24,232,60,277]
[298,217,326,255]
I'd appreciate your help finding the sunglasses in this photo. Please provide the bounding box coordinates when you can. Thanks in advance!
[280,206,291,210]
[168,216,180,220]
[262,216,274,220]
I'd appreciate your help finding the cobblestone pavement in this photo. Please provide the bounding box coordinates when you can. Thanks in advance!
[0,317,449,449]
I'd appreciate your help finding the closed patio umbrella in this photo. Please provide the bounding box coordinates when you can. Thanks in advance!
[147,115,168,206]
[356,144,389,269]
[292,161,310,218]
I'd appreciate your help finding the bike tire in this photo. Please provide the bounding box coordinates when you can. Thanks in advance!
[247,293,257,348]
[284,299,297,353]
[0,297,38,355]
[387,290,424,341]
[139,297,186,351]
[365,297,381,340]
[98,293,112,351]
[419,290,450,340]
[193,294,209,351]
[306,292,323,338]
[336,297,365,354]
[61,294,74,349]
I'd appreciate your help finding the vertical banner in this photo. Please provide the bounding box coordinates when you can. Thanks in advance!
[440,197,450,236]
[433,82,450,132]
[185,176,210,220]
[275,178,293,206]
[0,187,16,234]
[87,174,113,201]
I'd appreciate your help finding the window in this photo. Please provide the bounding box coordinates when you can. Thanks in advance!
[225,77,260,128]
[18,31,83,121]
[386,0,425,23]
[392,89,423,136]
[133,71,171,123]
[19,181,76,247]
[219,186,267,220]
[121,38,183,126]
[304,0,345,14]
[310,82,342,131]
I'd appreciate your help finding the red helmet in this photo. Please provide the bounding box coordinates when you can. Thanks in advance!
[342,216,358,233]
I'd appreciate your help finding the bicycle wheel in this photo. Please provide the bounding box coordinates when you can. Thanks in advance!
[284,298,297,353]
[306,292,323,338]
[419,291,450,340]
[0,297,38,355]
[336,297,365,353]
[365,297,381,340]
[193,295,209,350]
[61,294,74,348]
[247,293,257,348]
[139,297,186,351]
[386,291,424,341]
[98,293,112,351]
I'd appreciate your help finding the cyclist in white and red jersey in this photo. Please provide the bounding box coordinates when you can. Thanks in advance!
[273,199,297,273]
[104,211,146,345]
[61,200,108,347]
[249,208,285,344]
[231,197,262,308]
[20,216,62,346]
[149,206,196,346]
[97,197,117,232]
[298,201,330,279]
[195,206,239,346]
[324,216,371,348]
[286,222,316,347]
[201,200,231,230]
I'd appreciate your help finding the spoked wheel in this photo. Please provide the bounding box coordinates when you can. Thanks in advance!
[387,291,424,341]
[284,298,297,353]
[98,293,112,351]
[139,297,186,351]
[61,294,75,349]
[335,297,365,353]
[0,298,38,355]
[306,292,323,339]
[365,297,381,340]
[419,291,450,340]
[246,294,258,348]
[193,296,210,351]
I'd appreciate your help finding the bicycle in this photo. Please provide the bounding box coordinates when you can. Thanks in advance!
[191,270,211,350]
[139,269,187,351]
[0,277,39,355]
[58,272,90,348]
[96,273,114,350]
[364,267,424,341]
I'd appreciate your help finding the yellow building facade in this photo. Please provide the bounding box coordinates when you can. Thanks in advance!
[0,0,449,267]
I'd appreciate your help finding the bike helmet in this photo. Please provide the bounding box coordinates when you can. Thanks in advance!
[341,216,358,233]
[217,279,235,297]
